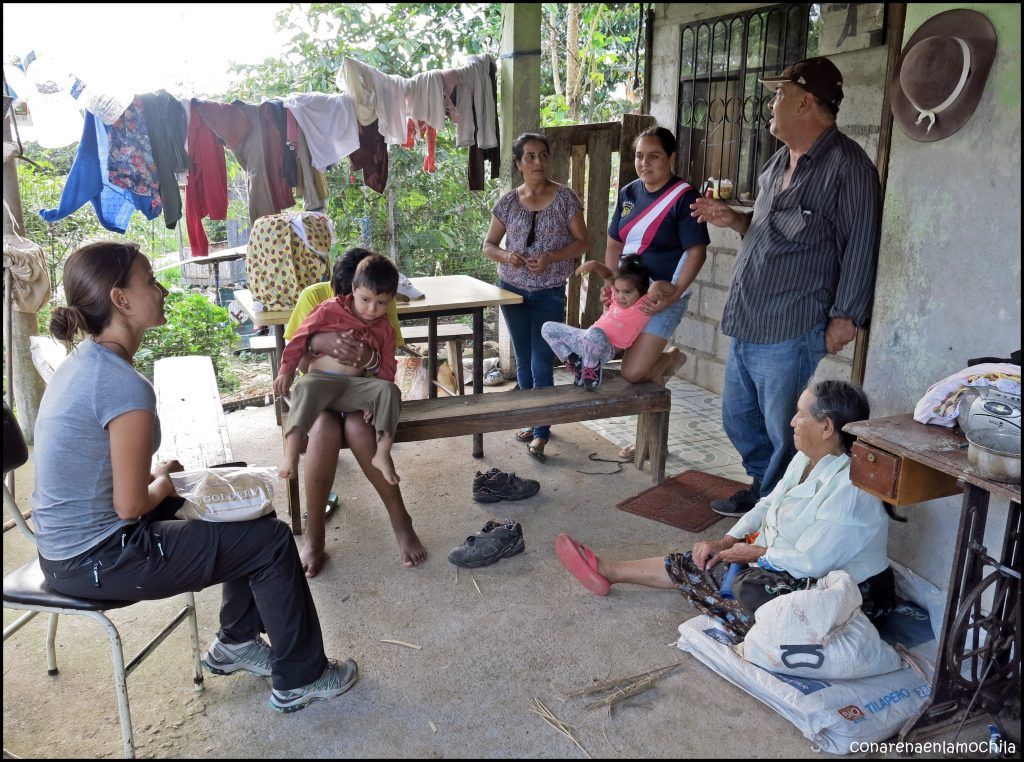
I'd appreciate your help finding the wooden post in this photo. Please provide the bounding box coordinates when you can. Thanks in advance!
[2,109,45,444]
[387,186,398,264]
[497,2,541,380]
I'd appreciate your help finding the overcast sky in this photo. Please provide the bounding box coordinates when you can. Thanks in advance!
[3,2,291,97]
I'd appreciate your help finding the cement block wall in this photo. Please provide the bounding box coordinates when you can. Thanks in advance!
[861,4,1021,590]
[649,3,887,393]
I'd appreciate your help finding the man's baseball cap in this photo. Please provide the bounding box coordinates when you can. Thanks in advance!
[759,57,844,113]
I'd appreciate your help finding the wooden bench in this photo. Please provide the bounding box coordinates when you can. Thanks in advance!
[283,376,670,533]
[154,356,233,470]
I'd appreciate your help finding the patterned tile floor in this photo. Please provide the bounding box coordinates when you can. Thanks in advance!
[553,368,751,482]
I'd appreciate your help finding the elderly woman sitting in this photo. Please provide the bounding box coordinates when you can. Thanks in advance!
[556,379,895,640]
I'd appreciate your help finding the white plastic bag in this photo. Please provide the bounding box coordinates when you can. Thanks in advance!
[395,356,429,400]
[169,467,278,522]
[736,570,902,680]
[30,336,68,383]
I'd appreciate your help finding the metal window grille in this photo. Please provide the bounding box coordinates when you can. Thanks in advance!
[676,3,812,205]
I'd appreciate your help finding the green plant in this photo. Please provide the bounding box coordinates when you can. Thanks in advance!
[134,293,240,392]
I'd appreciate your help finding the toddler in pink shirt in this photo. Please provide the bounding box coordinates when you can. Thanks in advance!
[542,256,662,390]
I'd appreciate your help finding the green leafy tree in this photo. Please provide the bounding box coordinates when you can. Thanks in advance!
[134,293,240,391]
[542,3,646,125]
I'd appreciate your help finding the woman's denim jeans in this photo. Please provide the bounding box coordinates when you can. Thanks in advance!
[499,280,566,441]
[722,322,827,496]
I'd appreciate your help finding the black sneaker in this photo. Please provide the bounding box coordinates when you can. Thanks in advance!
[447,519,525,568]
[565,353,584,386]
[710,484,761,517]
[472,470,540,503]
[473,468,502,490]
[580,365,602,391]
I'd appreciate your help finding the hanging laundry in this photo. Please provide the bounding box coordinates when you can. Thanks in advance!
[440,68,462,123]
[282,92,360,172]
[406,70,446,132]
[349,120,389,193]
[340,57,411,146]
[194,100,283,224]
[258,100,296,211]
[262,99,296,190]
[107,97,163,216]
[185,99,240,257]
[338,57,378,126]
[454,54,497,150]
[39,111,160,233]
[139,91,189,229]
[467,58,500,190]
[286,110,326,212]
[402,119,438,174]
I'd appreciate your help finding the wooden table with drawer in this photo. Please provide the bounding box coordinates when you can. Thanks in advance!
[844,414,1020,740]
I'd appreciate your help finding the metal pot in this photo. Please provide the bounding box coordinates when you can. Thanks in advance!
[967,429,1022,484]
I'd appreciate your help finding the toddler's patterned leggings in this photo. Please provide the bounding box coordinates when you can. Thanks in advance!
[541,321,617,368]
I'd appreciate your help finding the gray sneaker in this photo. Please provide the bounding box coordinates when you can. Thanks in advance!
[269,659,359,713]
[447,519,525,568]
[203,636,273,677]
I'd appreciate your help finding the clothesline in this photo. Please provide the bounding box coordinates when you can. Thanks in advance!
[28,53,500,258]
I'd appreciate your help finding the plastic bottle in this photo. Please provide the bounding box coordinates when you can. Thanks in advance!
[719,562,743,599]
[719,178,733,200]
[706,177,719,199]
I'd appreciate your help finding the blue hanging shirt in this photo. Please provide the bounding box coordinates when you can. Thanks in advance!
[39,112,161,233]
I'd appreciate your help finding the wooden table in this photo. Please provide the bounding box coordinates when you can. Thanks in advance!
[159,245,248,305]
[845,415,1020,739]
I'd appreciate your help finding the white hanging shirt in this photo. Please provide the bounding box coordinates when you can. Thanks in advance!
[282,92,360,172]
[455,54,497,149]
[727,452,890,583]
[406,70,446,132]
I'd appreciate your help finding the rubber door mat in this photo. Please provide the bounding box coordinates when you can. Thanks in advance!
[616,470,748,534]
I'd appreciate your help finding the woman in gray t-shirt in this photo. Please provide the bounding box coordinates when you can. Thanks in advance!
[482,133,589,461]
[31,241,357,712]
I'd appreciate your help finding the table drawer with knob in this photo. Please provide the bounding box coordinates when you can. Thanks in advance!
[850,441,961,505]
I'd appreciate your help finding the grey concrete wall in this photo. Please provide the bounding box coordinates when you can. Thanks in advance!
[862,3,1021,590]
[649,3,887,393]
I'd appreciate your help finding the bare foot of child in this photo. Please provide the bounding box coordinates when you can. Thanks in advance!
[372,451,400,486]
[299,542,328,578]
[395,525,427,568]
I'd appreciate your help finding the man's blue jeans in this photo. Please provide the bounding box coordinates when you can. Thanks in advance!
[722,322,827,496]
[499,281,566,441]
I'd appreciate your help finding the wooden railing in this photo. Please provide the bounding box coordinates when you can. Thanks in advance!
[542,114,656,328]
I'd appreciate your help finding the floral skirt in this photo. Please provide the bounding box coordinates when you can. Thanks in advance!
[665,552,754,641]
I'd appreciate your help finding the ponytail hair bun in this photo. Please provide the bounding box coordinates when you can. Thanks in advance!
[49,305,87,342]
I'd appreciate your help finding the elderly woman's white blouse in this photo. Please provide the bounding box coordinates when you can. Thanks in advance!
[726,452,889,582]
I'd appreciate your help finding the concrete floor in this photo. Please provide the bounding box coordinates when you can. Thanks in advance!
[5,383,981,759]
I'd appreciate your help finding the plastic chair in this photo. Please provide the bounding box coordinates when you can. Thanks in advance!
[2,402,205,759]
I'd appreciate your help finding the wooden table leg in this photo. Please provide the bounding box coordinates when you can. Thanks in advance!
[427,316,438,399]
[634,411,667,483]
[472,308,484,458]
[287,468,302,535]
[272,326,285,426]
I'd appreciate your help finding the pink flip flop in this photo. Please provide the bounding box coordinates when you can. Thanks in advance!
[556,533,611,596]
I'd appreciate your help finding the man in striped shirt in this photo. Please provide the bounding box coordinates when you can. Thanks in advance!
[691,57,881,516]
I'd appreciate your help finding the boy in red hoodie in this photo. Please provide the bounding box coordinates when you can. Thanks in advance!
[274,254,402,485]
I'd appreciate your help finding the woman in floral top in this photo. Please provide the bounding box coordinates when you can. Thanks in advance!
[483,133,589,462]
